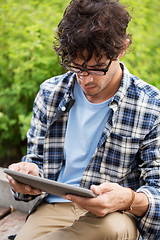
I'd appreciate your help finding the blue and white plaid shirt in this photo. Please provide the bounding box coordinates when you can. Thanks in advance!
[14,63,160,239]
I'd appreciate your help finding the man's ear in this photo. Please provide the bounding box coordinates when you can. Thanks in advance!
[118,39,130,59]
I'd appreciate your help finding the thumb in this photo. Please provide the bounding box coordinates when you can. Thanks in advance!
[90,185,103,195]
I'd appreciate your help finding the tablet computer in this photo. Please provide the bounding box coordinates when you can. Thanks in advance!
[4,169,95,198]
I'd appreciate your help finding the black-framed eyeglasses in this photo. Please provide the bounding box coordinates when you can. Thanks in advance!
[63,60,112,76]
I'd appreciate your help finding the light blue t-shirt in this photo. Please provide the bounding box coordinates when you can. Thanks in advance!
[45,80,111,203]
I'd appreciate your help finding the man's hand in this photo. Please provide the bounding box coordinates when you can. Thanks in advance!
[6,162,42,196]
[63,182,132,217]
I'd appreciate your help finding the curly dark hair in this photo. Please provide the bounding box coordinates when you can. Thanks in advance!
[53,0,132,66]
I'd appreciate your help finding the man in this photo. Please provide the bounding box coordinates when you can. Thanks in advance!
[6,0,160,239]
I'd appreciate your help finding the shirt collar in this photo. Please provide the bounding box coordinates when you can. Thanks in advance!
[109,62,131,108]
[57,72,76,112]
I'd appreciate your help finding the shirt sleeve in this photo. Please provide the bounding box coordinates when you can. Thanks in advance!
[137,122,160,239]
[12,83,47,202]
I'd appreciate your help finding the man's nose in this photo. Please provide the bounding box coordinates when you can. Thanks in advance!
[78,74,94,85]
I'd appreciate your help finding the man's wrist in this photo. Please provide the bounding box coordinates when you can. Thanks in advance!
[121,188,135,213]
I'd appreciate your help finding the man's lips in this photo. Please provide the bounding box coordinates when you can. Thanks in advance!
[82,85,96,91]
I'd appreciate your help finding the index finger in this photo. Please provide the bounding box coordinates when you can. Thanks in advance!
[8,163,21,172]
[63,193,98,205]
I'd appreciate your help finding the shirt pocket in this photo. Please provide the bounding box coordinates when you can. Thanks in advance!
[99,132,141,183]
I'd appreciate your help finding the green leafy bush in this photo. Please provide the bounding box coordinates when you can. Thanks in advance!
[0,0,160,166]
[122,0,160,88]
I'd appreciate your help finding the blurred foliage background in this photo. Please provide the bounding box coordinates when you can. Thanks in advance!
[0,0,160,167]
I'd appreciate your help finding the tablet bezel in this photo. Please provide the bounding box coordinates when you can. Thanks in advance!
[4,169,95,198]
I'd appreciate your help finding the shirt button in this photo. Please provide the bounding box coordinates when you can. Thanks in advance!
[61,106,66,111]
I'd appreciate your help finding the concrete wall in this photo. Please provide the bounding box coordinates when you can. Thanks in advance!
[0,167,38,212]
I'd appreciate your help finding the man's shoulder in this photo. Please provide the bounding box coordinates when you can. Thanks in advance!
[34,72,74,107]
[40,72,71,91]
[130,74,160,103]
[38,72,74,99]
[121,63,160,105]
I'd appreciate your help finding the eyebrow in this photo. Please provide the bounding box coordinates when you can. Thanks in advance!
[72,62,107,68]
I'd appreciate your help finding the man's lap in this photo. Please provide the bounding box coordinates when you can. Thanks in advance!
[15,202,139,240]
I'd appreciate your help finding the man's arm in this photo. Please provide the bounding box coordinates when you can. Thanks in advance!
[6,84,48,201]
